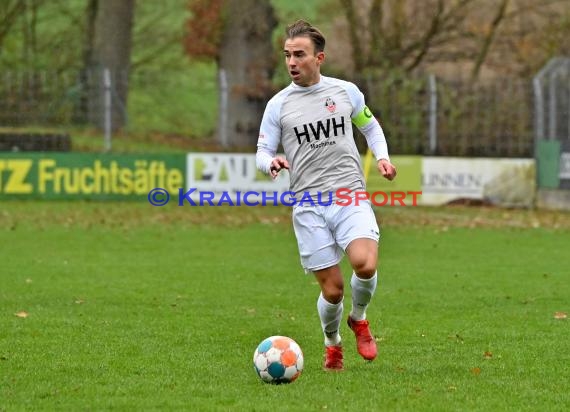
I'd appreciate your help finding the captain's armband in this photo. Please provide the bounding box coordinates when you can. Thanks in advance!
[352,106,375,128]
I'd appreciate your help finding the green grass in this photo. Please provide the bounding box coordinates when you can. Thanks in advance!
[1,203,569,411]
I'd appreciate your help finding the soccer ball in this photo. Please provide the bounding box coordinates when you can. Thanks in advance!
[253,336,304,384]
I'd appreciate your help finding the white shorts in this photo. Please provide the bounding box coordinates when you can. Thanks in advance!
[292,200,380,272]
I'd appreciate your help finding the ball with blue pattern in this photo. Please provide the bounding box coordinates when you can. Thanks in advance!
[253,336,304,384]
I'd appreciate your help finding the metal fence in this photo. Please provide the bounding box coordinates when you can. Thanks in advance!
[533,57,570,190]
[0,71,83,127]
[0,68,218,151]
[359,72,534,157]
[533,57,570,146]
[0,67,550,157]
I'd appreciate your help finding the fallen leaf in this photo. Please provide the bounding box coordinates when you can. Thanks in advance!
[448,333,464,342]
[74,299,84,304]
[484,351,493,359]
[554,312,567,319]
[15,311,28,318]
[471,367,481,376]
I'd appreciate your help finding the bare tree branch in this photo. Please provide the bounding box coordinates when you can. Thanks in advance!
[0,0,26,49]
[386,0,405,58]
[471,0,509,80]
[380,0,476,71]
[367,0,384,67]
[405,0,445,72]
[131,32,184,69]
[339,0,365,71]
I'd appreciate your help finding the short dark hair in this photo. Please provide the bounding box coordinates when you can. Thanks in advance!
[285,20,326,53]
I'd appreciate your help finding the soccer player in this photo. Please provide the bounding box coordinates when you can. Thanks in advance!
[256,20,396,370]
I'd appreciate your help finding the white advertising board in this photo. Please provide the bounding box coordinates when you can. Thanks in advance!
[421,157,535,206]
[185,153,290,204]
[184,153,535,207]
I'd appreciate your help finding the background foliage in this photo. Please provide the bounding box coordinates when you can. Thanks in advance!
[0,0,568,153]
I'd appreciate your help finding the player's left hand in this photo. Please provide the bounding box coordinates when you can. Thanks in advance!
[378,159,396,181]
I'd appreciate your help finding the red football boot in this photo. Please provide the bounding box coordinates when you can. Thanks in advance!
[347,316,377,361]
[323,345,344,371]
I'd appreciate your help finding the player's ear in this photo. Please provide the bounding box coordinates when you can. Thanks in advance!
[316,51,325,65]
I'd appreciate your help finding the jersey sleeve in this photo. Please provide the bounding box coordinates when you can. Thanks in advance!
[344,81,390,161]
[343,81,367,117]
[256,97,282,174]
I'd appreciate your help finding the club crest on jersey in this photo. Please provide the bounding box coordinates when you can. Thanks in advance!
[325,97,336,113]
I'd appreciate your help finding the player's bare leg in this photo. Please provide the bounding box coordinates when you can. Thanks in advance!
[313,265,344,370]
[345,238,378,361]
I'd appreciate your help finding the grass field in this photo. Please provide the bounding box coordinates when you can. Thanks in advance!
[1,202,569,411]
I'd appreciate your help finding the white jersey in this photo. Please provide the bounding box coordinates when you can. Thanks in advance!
[257,76,369,200]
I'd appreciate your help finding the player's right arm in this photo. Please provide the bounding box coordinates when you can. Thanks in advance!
[256,99,289,179]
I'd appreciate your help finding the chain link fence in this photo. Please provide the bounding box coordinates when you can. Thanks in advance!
[533,57,570,146]
[0,67,218,151]
[532,57,570,191]
[0,67,550,157]
[359,72,534,157]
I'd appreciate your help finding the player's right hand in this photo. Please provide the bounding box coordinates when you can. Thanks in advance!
[270,157,289,179]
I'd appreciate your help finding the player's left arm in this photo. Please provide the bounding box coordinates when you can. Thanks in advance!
[345,81,396,181]
[352,105,397,181]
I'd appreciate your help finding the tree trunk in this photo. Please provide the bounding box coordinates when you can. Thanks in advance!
[88,0,135,131]
[73,0,97,124]
[217,0,277,148]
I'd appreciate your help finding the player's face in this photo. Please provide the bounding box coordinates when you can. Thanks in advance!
[283,36,324,87]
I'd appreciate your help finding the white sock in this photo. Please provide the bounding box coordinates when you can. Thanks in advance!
[317,292,343,346]
[349,272,378,321]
